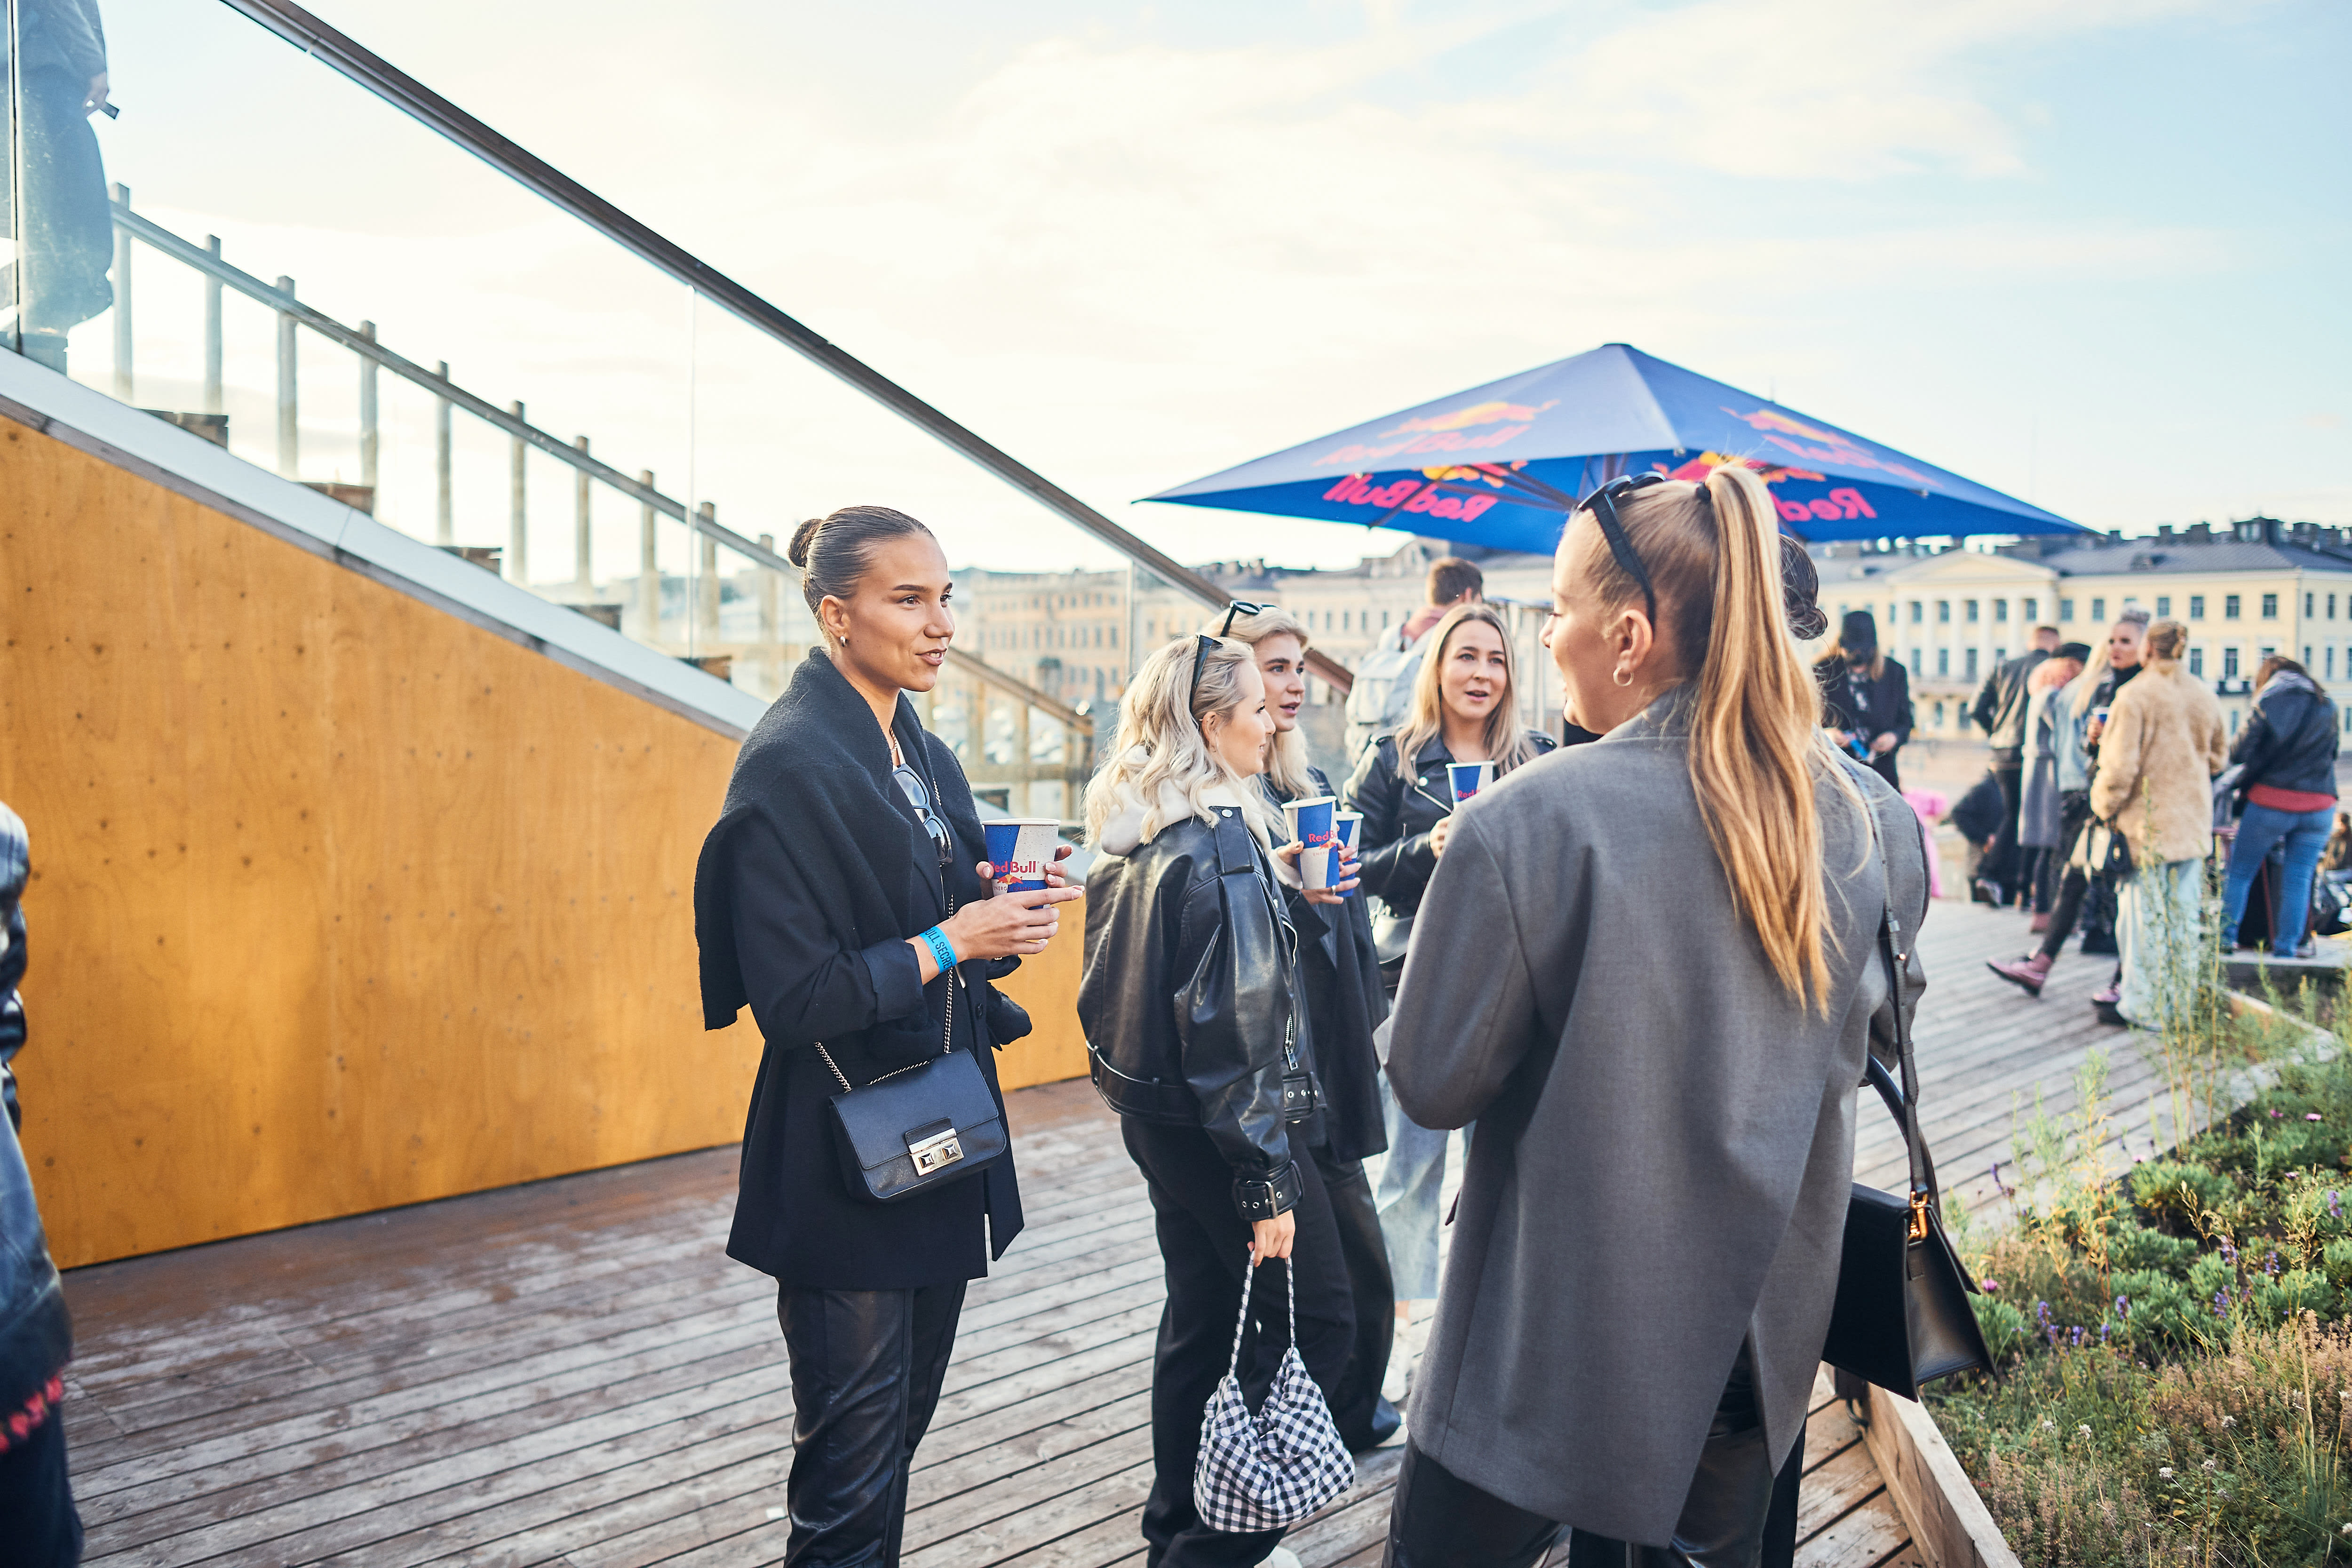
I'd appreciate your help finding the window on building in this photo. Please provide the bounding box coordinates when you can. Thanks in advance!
[2225,595,2241,619]
[2190,595,2205,619]
[1909,647,1923,674]
[1994,648,2008,666]
[2156,596,2171,617]
[2091,597,2106,622]
[1994,598,2009,622]
[1936,648,1949,677]
[1907,600,1923,624]
[1964,648,1979,679]
[1937,600,1951,623]
[1965,599,1979,622]
[2189,647,2204,677]
[1933,700,1946,727]
[2308,593,2317,617]
[2263,594,2279,619]
[2023,598,2039,621]
[2331,648,2339,679]
[2230,710,2240,735]
[2306,645,2315,667]
[2059,598,2075,622]
[2225,647,2240,678]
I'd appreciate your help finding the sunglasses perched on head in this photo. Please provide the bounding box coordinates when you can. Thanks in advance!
[1218,600,1267,638]
[1575,474,1671,625]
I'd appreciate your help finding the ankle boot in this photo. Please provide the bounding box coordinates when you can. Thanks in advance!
[1986,952,2053,997]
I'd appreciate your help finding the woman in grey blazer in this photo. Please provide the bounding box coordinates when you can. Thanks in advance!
[1378,467,1930,1568]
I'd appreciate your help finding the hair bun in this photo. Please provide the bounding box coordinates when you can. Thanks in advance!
[1777,534,1828,640]
[787,517,823,569]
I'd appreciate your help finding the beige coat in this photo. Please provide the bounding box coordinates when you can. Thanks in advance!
[2089,661,2228,865]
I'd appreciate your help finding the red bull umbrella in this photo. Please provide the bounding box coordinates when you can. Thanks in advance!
[1144,342,2088,553]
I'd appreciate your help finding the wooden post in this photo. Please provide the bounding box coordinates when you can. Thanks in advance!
[274,274,297,478]
[637,470,660,641]
[358,322,379,493]
[696,501,720,642]
[110,185,132,401]
[201,236,223,415]
[507,399,527,584]
[433,361,453,545]
[572,436,593,596]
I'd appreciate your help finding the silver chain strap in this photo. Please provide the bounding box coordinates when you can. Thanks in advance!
[811,883,960,1096]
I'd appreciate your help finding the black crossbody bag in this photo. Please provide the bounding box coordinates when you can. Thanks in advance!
[813,743,1007,1205]
[1823,798,1995,1401]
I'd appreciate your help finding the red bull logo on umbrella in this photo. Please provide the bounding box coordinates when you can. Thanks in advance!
[1321,473,1502,523]
[1315,399,1556,468]
[1721,406,1935,489]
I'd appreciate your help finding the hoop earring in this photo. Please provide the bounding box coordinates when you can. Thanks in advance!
[1612,668,1633,687]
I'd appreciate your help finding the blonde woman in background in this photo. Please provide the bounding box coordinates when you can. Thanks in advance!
[1377,468,1928,1566]
[1342,603,1554,1388]
[2086,618,2226,1028]
[1218,604,1403,1451]
[1077,635,1353,1568]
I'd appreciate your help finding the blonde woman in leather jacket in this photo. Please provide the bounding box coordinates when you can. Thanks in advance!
[1079,634,1353,1568]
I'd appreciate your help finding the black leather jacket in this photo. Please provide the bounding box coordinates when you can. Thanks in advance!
[2233,671,2340,799]
[1343,730,1558,922]
[1971,650,2047,764]
[1078,802,1309,1220]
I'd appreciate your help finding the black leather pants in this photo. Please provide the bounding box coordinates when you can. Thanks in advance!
[1313,1143,1399,1449]
[1383,1343,1778,1568]
[776,1281,966,1568]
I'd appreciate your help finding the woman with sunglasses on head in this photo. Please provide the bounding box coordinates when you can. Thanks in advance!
[1217,603,1403,1453]
[694,505,1081,1567]
[1377,470,1928,1568]
[1079,634,1353,1568]
[1341,603,1553,1369]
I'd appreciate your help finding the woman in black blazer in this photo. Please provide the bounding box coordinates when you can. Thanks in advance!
[694,505,1080,1566]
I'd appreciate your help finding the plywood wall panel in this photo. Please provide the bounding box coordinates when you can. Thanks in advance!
[0,417,1094,1269]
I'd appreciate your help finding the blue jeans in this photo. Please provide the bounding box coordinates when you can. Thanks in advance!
[2221,802,2335,954]
[1372,1073,1468,1301]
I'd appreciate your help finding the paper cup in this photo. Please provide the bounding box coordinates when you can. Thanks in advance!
[1282,795,1337,849]
[1301,844,1334,891]
[1332,812,1363,899]
[982,818,1062,892]
[1447,761,1496,804]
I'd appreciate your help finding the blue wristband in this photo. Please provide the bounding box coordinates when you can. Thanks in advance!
[919,925,957,971]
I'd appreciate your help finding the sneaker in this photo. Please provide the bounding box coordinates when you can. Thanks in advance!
[2091,986,2127,1027]
[1971,879,2002,906]
[1986,953,2052,998]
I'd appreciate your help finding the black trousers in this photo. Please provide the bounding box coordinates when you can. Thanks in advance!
[1383,1343,1777,1568]
[1124,1118,1354,1568]
[776,1280,966,1568]
[2035,795,2097,961]
[1311,1143,1396,1449]
[0,1403,82,1568]
[1984,765,2026,899]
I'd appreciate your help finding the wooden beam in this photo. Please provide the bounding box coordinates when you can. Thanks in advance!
[1859,1383,2021,1568]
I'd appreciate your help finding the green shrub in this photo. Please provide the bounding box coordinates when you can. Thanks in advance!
[2108,1220,2199,1277]
[1973,1295,2031,1361]
[2130,1159,2230,1226]
[2111,1269,2201,1348]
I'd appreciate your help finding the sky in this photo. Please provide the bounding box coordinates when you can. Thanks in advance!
[72,0,2352,575]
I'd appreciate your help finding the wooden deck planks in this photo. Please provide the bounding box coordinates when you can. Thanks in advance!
[57,913,2127,1566]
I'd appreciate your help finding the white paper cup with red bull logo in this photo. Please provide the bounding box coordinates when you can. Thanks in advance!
[1333,811,1363,898]
[982,818,1062,892]
[1447,761,1496,804]
[1300,844,1335,891]
[1282,795,1336,852]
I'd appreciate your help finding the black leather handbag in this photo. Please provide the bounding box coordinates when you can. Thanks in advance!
[1822,817,1996,1401]
[814,966,1006,1205]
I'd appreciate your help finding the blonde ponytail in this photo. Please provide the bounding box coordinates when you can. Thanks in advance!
[1574,469,1849,1004]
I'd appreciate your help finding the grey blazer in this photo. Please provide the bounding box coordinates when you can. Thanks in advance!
[1383,689,1928,1544]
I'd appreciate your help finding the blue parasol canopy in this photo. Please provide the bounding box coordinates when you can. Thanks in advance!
[1144,343,2087,554]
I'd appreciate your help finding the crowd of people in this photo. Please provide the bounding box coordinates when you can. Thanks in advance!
[695,471,1926,1568]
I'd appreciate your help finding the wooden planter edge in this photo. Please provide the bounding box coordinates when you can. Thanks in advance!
[1858,1382,2022,1568]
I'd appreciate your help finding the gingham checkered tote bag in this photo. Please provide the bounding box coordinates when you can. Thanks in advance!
[1192,1257,1356,1532]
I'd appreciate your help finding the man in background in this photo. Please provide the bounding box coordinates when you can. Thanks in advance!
[1971,623,2061,903]
[1343,557,1482,762]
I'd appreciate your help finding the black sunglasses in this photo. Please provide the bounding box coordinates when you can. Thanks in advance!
[891,763,954,868]
[1185,633,1219,719]
[1576,473,1671,625]
[1218,600,1267,638]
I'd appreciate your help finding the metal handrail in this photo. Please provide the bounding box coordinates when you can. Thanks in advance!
[109,199,1092,733]
[207,0,1355,699]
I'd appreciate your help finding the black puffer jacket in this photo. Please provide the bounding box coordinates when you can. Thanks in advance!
[2233,670,2340,799]
[1078,795,1309,1220]
[1343,730,1559,922]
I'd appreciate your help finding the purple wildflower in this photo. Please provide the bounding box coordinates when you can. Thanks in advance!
[2116,1294,2132,1317]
